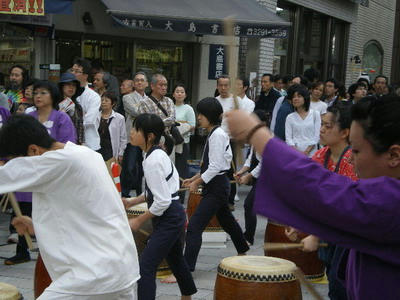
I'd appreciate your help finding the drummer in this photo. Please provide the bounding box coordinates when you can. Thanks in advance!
[0,115,139,299]
[183,97,249,272]
[123,113,197,300]
[225,95,400,300]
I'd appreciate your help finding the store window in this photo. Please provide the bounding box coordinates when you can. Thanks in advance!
[135,44,186,95]
[273,4,293,75]
[362,40,383,81]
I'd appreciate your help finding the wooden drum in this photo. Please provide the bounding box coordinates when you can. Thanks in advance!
[126,202,171,277]
[187,191,222,231]
[214,256,302,300]
[265,221,325,280]
[0,282,22,300]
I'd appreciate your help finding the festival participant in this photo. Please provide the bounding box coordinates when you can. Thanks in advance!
[285,84,321,157]
[0,115,139,299]
[5,65,29,111]
[123,113,196,300]
[225,96,400,300]
[288,104,357,300]
[183,97,249,271]
[234,109,267,246]
[29,81,76,144]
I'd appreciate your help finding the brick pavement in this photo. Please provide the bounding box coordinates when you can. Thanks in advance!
[0,186,328,300]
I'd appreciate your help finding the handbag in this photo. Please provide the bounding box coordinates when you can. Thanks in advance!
[148,95,184,145]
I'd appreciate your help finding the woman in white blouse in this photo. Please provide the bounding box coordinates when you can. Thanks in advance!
[285,85,321,157]
[310,81,328,115]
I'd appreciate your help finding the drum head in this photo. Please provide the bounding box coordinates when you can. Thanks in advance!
[218,256,297,283]
[0,282,21,300]
[126,202,148,216]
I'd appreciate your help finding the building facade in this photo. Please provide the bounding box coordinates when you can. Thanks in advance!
[241,0,396,87]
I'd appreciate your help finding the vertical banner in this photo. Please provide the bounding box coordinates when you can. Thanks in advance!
[208,44,227,80]
[0,0,45,16]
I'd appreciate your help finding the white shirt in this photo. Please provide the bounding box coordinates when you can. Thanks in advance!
[243,146,262,179]
[238,94,255,113]
[175,104,196,144]
[310,100,328,115]
[201,127,232,184]
[270,96,285,132]
[98,110,127,158]
[77,85,101,150]
[216,95,249,135]
[285,109,321,157]
[0,142,139,295]
[142,148,180,216]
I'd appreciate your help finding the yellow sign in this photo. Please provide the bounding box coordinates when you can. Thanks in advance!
[0,0,45,16]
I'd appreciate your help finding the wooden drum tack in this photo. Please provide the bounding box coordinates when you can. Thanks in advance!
[0,282,22,300]
[126,202,171,278]
[186,190,222,232]
[214,256,302,300]
[265,221,325,281]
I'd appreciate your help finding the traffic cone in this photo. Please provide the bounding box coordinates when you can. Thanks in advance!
[111,162,121,195]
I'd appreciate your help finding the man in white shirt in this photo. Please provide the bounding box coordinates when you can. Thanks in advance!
[236,77,255,114]
[121,72,149,198]
[0,115,139,299]
[70,58,101,150]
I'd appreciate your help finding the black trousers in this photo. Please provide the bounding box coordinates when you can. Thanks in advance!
[184,175,249,271]
[120,144,143,197]
[14,202,32,257]
[138,201,196,300]
[243,183,257,245]
[228,140,237,205]
[175,143,190,204]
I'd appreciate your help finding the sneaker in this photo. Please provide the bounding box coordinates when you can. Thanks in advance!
[4,253,31,265]
[7,233,18,244]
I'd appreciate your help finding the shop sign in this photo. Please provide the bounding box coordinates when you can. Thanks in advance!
[112,15,288,38]
[0,48,30,62]
[208,45,227,80]
[0,0,45,16]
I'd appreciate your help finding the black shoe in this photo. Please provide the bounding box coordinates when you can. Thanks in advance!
[4,253,31,265]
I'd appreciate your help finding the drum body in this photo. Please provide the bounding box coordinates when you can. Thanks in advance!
[265,221,325,280]
[187,191,221,231]
[0,282,22,300]
[34,254,52,299]
[126,202,171,277]
[214,256,302,300]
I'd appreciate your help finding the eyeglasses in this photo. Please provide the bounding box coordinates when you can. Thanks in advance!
[33,91,50,96]
[70,69,84,74]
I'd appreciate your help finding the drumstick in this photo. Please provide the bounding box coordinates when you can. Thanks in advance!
[138,229,150,237]
[8,193,34,250]
[179,180,237,191]
[1,193,9,212]
[293,267,324,300]
[264,242,328,251]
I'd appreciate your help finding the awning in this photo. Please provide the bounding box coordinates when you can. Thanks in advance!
[101,0,290,38]
[45,0,75,15]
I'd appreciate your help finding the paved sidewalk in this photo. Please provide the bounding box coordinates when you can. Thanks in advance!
[0,186,328,299]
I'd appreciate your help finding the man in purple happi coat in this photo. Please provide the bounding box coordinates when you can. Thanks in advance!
[226,95,400,300]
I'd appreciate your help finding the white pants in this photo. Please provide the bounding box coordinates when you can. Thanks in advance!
[38,284,137,300]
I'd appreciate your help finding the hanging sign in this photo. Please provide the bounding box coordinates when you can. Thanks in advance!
[0,0,45,16]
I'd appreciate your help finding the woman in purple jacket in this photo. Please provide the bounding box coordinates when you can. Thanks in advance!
[29,81,77,143]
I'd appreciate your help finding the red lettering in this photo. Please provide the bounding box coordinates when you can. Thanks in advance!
[36,0,42,13]
[12,0,26,12]
[28,0,34,13]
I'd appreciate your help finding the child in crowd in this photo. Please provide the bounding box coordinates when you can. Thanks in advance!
[123,113,196,300]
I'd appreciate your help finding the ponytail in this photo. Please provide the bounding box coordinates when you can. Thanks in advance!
[162,132,174,156]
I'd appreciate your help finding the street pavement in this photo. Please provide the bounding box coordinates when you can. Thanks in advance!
[0,185,328,299]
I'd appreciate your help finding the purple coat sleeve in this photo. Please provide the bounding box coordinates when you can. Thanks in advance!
[55,111,77,143]
[255,138,400,266]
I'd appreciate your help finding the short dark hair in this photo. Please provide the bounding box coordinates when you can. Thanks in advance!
[196,97,223,125]
[348,83,366,100]
[374,75,388,85]
[261,73,273,81]
[351,95,400,153]
[282,75,293,85]
[102,91,118,106]
[303,68,320,83]
[357,78,370,90]
[253,109,268,123]
[325,78,339,89]
[311,81,324,90]
[293,74,309,87]
[217,74,230,85]
[73,58,92,75]
[327,103,352,131]
[237,77,250,90]
[91,58,104,71]
[273,75,282,83]
[0,114,55,157]
[33,81,61,109]
[287,84,310,111]
[133,113,174,155]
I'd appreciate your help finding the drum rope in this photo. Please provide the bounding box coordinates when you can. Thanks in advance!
[293,267,324,300]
